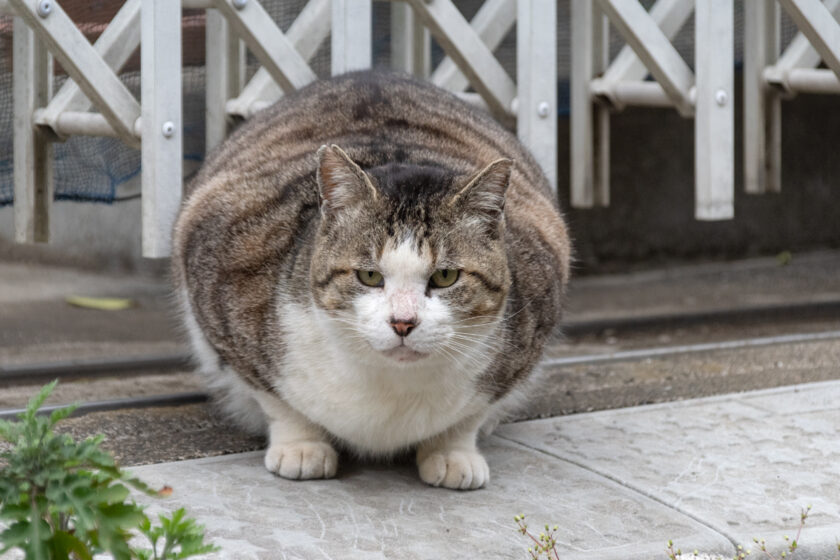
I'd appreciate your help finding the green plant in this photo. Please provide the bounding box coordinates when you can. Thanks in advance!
[749,506,811,560]
[665,506,818,560]
[135,508,217,560]
[0,380,218,560]
[514,514,560,560]
[518,506,831,560]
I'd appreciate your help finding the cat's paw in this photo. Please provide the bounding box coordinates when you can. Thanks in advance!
[417,449,489,490]
[264,441,338,480]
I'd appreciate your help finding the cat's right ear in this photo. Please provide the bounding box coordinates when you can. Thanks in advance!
[316,145,377,214]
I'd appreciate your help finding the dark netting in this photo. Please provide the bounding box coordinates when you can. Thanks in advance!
[0,2,802,205]
[0,18,12,205]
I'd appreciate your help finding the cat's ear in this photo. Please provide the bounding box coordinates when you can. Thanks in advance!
[316,144,377,213]
[448,158,512,223]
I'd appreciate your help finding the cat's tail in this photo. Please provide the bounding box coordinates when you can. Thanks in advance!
[179,288,268,436]
[204,368,268,436]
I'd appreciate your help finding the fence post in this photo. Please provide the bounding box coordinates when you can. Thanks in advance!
[517,0,557,192]
[570,0,594,207]
[332,0,372,74]
[744,0,781,194]
[13,17,53,243]
[391,3,430,77]
[141,0,183,257]
[206,9,244,152]
[694,0,734,220]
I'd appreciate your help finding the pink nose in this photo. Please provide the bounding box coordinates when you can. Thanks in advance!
[390,318,417,337]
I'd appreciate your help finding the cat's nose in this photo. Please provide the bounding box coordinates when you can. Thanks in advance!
[389,317,417,337]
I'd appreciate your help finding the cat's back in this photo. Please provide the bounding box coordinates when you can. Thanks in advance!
[178,70,568,273]
[190,71,551,198]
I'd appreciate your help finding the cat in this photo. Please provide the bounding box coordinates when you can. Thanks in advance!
[172,71,570,490]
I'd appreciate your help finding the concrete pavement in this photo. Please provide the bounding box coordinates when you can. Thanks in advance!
[3,252,840,558]
[130,380,840,560]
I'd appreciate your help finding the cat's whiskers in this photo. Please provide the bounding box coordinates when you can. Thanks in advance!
[448,332,503,353]
[436,345,465,370]
[444,337,491,356]
[454,328,524,353]
[439,340,488,371]
[450,325,504,340]
[447,314,503,325]
[329,313,505,356]
[325,318,364,334]
[450,324,509,344]
[327,316,373,335]
[450,296,537,327]
[323,318,374,351]
[438,348,482,373]
[446,338,506,389]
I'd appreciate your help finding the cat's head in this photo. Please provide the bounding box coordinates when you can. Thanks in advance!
[309,145,512,367]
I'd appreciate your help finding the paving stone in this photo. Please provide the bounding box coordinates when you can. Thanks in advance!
[496,381,840,559]
[130,438,731,560]
[739,381,840,415]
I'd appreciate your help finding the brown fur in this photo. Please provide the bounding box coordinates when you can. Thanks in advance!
[172,70,571,403]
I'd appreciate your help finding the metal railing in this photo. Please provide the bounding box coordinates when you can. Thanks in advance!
[10,0,837,256]
[4,0,557,258]
[571,0,840,220]
[744,0,840,194]
[571,0,734,220]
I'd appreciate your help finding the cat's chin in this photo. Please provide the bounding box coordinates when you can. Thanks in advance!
[381,345,429,363]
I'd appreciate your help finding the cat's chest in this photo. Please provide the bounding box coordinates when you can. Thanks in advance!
[279,347,487,453]
[277,306,489,453]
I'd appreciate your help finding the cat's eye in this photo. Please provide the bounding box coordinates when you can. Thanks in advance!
[429,269,460,289]
[357,270,384,287]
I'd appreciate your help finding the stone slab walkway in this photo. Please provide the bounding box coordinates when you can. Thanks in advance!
[130,380,840,560]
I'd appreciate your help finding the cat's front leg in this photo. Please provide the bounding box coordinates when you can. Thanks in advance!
[255,393,338,480]
[416,412,489,490]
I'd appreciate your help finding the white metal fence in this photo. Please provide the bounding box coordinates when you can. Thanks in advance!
[571,0,840,222]
[744,0,840,194]
[3,0,839,258]
[3,0,556,257]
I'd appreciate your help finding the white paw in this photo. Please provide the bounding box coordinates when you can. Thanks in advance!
[264,441,338,480]
[417,449,490,490]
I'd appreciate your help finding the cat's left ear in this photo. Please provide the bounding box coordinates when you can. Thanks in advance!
[316,144,378,213]
[448,158,513,223]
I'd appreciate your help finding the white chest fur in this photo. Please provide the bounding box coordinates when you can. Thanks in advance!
[276,302,491,455]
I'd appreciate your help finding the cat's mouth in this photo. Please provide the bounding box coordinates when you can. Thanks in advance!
[381,345,429,363]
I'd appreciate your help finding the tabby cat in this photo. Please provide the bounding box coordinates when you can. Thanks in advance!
[172,71,570,490]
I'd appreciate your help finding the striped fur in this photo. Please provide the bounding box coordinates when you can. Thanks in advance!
[172,71,570,486]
